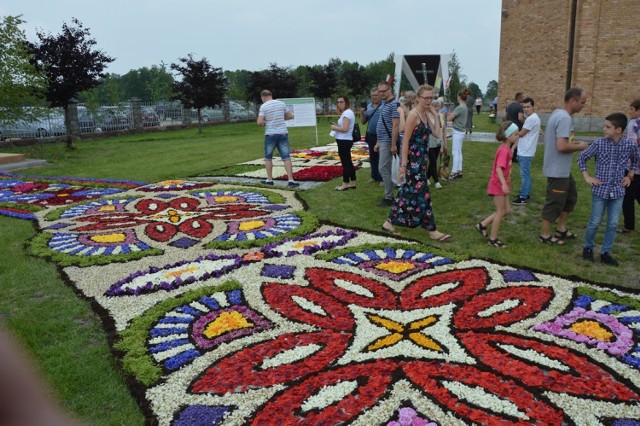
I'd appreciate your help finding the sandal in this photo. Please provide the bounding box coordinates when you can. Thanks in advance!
[539,235,565,245]
[487,238,507,248]
[381,222,400,236]
[430,233,451,242]
[475,222,488,239]
[555,229,576,239]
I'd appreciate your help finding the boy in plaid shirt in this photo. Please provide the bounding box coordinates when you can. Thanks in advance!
[578,112,639,266]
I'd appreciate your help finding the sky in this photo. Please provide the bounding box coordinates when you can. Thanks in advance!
[2,0,502,93]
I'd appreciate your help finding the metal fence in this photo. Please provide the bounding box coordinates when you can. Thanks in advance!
[0,99,258,141]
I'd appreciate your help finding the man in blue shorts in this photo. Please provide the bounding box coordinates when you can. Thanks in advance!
[257,90,299,187]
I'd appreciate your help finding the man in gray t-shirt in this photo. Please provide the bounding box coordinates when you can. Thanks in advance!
[539,88,589,244]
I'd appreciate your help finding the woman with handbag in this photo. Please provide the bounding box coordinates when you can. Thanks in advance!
[330,96,356,191]
[381,85,451,241]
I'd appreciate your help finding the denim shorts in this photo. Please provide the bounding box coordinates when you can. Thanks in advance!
[264,133,291,160]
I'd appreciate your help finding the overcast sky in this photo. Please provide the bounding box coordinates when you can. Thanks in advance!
[3,0,502,92]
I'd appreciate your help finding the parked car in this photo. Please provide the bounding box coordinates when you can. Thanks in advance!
[141,107,161,127]
[0,109,66,139]
[96,106,131,131]
[77,107,99,133]
[203,107,225,123]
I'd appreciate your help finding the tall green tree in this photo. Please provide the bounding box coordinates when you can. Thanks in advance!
[485,80,498,103]
[224,69,252,102]
[246,63,299,104]
[467,82,482,100]
[170,54,226,131]
[446,52,467,105]
[27,18,114,145]
[0,15,47,124]
[307,63,338,114]
[341,61,370,107]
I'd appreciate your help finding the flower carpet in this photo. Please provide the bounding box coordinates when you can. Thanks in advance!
[209,142,370,182]
[2,172,640,425]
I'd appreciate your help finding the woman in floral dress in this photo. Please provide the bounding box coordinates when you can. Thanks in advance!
[381,85,451,241]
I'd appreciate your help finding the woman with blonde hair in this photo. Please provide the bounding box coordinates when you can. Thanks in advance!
[381,85,451,241]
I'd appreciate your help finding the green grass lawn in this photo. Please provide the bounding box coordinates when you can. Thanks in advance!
[1,115,637,424]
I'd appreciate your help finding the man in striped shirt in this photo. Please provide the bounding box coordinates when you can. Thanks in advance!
[257,90,299,187]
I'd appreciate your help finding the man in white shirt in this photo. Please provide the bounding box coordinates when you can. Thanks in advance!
[257,90,299,187]
[512,97,541,206]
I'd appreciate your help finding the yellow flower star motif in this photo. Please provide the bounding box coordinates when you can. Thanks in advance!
[365,313,443,352]
[375,260,416,274]
[569,319,614,342]
[148,209,196,223]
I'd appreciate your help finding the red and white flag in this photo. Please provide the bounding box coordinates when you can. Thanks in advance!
[444,76,451,89]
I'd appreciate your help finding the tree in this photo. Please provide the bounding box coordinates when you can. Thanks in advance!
[307,63,338,114]
[246,63,299,105]
[341,62,370,107]
[224,69,252,102]
[0,15,47,125]
[467,82,482,100]
[445,52,467,105]
[170,54,226,131]
[485,80,498,103]
[27,18,114,145]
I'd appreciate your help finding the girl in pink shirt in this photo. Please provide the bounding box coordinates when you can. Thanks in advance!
[475,121,518,248]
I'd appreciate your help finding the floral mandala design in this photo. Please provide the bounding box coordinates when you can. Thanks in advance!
[40,192,300,258]
[189,266,639,425]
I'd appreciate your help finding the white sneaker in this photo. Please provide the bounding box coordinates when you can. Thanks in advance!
[435,182,442,189]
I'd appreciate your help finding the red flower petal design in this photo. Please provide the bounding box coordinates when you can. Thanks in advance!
[191,331,349,394]
[402,361,563,424]
[145,221,177,242]
[135,198,168,214]
[250,359,396,425]
[177,218,213,239]
[459,331,640,401]
[168,196,201,211]
[454,286,553,330]
[306,268,398,310]
[262,283,354,331]
[401,268,488,310]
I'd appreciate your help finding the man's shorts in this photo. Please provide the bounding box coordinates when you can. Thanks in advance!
[541,176,578,221]
[264,133,291,160]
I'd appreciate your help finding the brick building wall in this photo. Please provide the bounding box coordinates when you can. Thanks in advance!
[498,0,640,131]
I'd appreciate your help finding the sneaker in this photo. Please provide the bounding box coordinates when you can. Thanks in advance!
[287,181,300,188]
[600,252,619,266]
[582,248,594,262]
[511,197,527,206]
[378,198,393,207]
[435,182,442,189]
[261,180,274,185]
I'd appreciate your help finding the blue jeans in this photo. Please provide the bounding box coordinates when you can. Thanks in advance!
[517,155,533,198]
[584,195,623,254]
[264,133,290,160]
